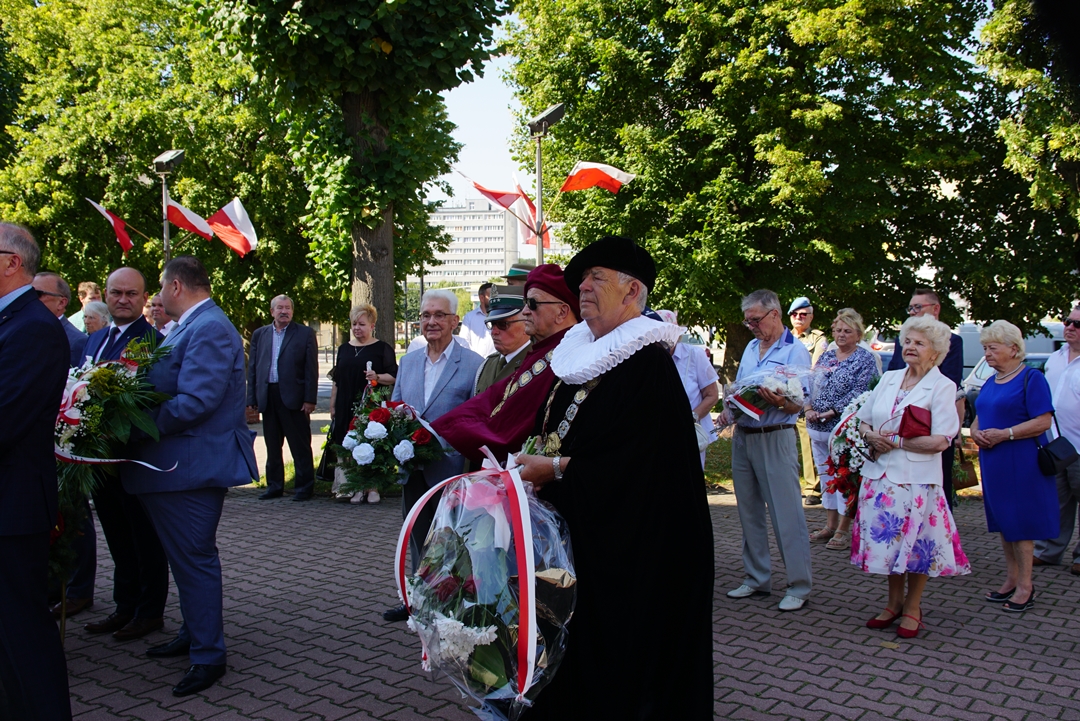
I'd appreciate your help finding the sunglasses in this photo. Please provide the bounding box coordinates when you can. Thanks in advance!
[525,297,565,311]
[1064,319,1080,329]
[486,318,527,331]
[790,311,810,319]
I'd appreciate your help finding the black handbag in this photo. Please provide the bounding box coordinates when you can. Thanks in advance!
[1022,370,1079,475]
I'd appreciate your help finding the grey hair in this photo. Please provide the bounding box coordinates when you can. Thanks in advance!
[270,294,293,309]
[616,271,648,311]
[0,223,40,276]
[83,300,111,324]
[980,320,1025,357]
[421,289,459,315]
[35,272,71,301]
[899,315,952,366]
[741,289,781,314]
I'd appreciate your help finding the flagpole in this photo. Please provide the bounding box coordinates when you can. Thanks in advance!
[535,137,544,265]
[161,178,171,264]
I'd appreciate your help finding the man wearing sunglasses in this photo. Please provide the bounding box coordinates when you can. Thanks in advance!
[0,225,73,720]
[887,286,965,508]
[33,271,87,367]
[473,285,530,395]
[789,296,827,506]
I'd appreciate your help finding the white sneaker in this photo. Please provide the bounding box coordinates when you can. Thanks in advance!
[778,595,807,612]
[366,490,381,504]
[726,584,765,599]
[349,491,366,504]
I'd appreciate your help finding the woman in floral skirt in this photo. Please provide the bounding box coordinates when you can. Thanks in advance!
[853,315,970,638]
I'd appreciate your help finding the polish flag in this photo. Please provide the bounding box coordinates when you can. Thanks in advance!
[471,181,521,210]
[207,198,258,257]
[85,198,133,255]
[511,179,550,248]
[559,161,636,193]
[166,198,213,240]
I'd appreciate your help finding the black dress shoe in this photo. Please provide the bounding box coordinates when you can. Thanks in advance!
[146,636,191,658]
[84,611,134,634]
[383,604,409,622]
[258,490,283,500]
[292,493,312,502]
[51,597,94,619]
[113,617,164,641]
[172,664,226,696]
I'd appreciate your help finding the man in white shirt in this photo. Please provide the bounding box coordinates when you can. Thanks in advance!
[458,282,495,357]
[1034,306,1080,574]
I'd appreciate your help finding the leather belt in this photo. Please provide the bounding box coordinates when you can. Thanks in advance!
[741,424,795,435]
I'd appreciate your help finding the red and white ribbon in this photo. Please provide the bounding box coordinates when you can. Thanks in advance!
[730,394,765,421]
[394,452,539,700]
[54,445,178,472]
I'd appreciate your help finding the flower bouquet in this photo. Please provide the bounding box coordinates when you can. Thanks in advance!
[396,465,576,721]
[826,391,873,517]
[725,365,812,421]
[52,337,171,583]
[334,388,446,495]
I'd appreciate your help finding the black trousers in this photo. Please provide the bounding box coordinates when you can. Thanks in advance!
[66,495,96,599]
[402,471,443,574]
[91,472,169,619]
[264,383,315,496]
[942,444,956,509]
[0,532,72,721]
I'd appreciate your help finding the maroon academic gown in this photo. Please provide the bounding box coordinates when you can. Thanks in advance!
[432,329,569,465]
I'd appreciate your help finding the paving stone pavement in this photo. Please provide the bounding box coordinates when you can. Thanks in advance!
[64,489,1080,720]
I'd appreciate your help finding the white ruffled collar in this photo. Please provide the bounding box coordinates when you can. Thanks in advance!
[551,317,684,384]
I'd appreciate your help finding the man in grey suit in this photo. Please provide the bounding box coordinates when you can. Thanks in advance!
[122,255,258,697]
[33,271,87,366]
[384,289,483,622]
[247,295,318,500]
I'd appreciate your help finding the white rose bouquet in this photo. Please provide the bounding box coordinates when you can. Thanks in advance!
[725,365,813,421]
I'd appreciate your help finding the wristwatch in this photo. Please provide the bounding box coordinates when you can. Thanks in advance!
[552,455,564,481]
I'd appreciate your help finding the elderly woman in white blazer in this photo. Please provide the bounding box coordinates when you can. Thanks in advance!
[853,315,971,639]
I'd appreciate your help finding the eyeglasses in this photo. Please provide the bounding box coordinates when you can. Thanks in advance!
[419,311,452,323]
[790,311,810,319]
[525,297,565,311]
[906,303,937,314]
[487,318,526,331]
[743,309,776,328]
[1064,319,1080,328]
[0,250,16,255]
[36,289,64,299]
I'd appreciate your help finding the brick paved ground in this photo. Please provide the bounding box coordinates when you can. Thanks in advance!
[64,489,1080,720]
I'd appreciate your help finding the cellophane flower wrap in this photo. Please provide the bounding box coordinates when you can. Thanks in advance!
[333,386,445,494]
[52,337,171,581]
[725,365,814,421]
[826,391,873,517]
[402,470,576,721]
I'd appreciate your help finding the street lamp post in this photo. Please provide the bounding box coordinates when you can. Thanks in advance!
[152,149,185,263]
[527,103,565,266]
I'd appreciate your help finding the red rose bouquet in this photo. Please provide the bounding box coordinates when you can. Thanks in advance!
[334,388,445,495]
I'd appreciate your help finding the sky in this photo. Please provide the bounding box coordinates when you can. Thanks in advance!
[427,54,529,205]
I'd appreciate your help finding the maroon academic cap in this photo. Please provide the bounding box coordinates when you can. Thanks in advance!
[524,264,580,320]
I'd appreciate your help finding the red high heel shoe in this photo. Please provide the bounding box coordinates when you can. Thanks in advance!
[896,613,925,639]
[866,608,902,629]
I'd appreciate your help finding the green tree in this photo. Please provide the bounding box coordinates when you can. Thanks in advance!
[200,0,508,342]
[507,0,1075,371]
[0,0,343,332]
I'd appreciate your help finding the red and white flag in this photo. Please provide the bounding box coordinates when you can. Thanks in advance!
[511,178,550,248]
[471,181,521,210]
[207,198,258,257]
[85,198,133,256]
[559,161,636,193]
[166,197,213,240]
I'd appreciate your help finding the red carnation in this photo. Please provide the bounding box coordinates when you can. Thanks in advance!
[412,428,432,445]
[348,417,358,431]
[463,576,477,596]
[387,400,404,409]
[369,407,392,424]
[434,576,461,602]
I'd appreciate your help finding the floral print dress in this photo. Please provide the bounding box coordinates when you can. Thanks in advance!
[851,390,971,577]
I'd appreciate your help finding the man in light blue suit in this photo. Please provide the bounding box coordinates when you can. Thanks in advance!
[122,256,258,697]
[384,289,483,622]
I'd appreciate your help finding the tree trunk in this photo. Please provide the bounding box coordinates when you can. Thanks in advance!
[340,90,396,346]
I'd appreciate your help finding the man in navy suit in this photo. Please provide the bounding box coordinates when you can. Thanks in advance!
[383,289,483,622]
[33,270,87,366]
[122,256,258,697]
[0,223,72,720]
[80,267,171,643]
[247,294,318,500]
[887,287,964,508]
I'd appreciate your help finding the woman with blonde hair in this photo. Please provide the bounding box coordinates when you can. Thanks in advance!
[971,320,1057,612]
[328,303,397,504]
[854,315,970,638]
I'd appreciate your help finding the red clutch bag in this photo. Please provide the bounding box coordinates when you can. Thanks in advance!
[897,405,932,438]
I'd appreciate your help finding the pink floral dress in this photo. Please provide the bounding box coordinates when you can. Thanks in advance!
[851,390,971,577]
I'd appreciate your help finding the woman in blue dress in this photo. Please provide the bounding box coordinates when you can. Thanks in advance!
[972,320,1057,612]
